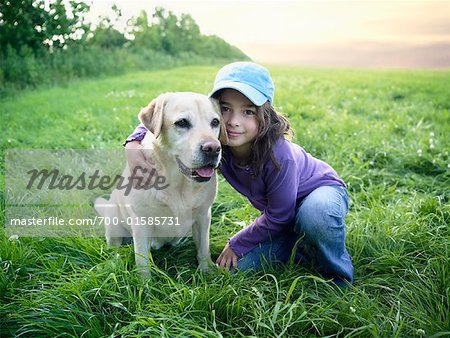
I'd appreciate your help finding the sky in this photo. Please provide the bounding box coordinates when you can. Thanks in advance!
[87,0,450,68]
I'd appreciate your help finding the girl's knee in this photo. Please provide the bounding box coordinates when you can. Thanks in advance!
[295,186,348,240]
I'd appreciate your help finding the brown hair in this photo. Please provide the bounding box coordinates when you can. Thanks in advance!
[250,102,293,176]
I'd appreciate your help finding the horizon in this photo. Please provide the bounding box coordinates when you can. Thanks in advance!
[87,0,450,69]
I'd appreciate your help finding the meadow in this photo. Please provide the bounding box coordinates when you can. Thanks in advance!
[1,65,449,337]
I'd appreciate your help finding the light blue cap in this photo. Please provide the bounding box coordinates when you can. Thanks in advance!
[209,62,275,106]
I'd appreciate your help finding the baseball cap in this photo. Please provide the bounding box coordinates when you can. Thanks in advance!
[209,62,275,106]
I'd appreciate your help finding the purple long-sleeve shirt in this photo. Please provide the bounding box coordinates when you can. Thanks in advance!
[125,125,345,257]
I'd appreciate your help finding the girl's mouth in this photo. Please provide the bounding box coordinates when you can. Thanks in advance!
[227,130,242,138]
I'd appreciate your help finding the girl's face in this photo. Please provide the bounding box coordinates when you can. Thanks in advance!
[219,89,259,157]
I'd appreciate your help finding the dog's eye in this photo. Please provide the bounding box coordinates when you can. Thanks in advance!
[211,118,220,128]
[174,119,191,128]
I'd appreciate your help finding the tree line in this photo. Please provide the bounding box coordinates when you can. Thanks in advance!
[0,0,248,92]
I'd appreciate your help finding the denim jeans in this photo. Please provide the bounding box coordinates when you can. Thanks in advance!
[235,185,354,285]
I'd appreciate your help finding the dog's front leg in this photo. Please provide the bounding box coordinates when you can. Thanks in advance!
[133,231,151,277]
[128,213,151,277]
[94,197,123,247]
[192,208,214,272]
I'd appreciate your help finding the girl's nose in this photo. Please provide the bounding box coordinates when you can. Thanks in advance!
[226,112,240,127]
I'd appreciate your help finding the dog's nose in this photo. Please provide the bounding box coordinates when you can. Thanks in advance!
[201,141,221,157]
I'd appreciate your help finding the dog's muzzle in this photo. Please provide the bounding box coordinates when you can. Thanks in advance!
[175,156,218,182]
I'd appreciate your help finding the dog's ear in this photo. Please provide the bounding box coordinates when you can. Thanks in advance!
[210,97,228,145]
[138,93,168,138]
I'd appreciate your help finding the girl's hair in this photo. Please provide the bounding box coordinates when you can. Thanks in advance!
[251,101,293,176]
[216,89,293,177]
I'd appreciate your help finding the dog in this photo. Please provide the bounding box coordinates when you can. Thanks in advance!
[94,92,227,276]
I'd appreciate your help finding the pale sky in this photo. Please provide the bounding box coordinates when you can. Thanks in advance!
[88,0,450,68]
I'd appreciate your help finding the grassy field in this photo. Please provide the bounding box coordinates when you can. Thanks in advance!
[1,65,449,337]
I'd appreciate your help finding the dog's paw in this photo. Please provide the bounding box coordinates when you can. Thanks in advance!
[198,258,216,272]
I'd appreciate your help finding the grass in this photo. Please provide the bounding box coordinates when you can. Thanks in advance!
[1,64,449,337]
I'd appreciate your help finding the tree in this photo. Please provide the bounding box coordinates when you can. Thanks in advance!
[128,10,161,50]
[129,8,177,53]
[0,0,90,55]
[88,4,127,48]
[177,13,201,52]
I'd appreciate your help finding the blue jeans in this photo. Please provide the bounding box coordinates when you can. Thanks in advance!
[236,185,354,285]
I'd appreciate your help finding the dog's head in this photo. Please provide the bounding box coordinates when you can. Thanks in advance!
[139,92,228,183]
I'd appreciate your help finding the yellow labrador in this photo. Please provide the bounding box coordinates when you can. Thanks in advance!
[95,92,227,276]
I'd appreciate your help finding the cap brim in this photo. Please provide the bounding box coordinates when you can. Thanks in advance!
[209,81,268,106]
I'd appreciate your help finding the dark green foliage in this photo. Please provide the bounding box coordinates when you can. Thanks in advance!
[130,8,201,55]
[0,0,90,53]
[0,4,248,93]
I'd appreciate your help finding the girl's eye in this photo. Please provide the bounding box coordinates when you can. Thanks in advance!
[174,118,191,128]
[244,109,256,115]
[220,106,230,112]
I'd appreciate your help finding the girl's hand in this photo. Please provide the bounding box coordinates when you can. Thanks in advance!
[216,243,238,272]
[124,141,157,188]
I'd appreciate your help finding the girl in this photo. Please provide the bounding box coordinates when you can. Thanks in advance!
[124,62,354,285]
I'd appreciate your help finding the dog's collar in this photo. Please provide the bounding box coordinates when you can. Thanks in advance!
[175,156,214,183]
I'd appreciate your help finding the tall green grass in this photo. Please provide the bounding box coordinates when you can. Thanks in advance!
[0,46,247,95]
[1,65,449,337]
